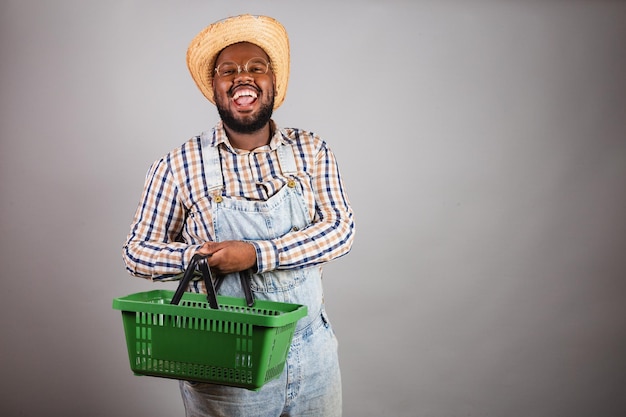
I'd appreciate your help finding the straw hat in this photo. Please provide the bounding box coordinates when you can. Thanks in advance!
[186,14,290,109]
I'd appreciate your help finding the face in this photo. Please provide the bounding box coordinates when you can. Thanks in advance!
[212,42,276,134]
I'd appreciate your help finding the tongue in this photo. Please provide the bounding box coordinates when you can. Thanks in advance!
[235,96,255,106]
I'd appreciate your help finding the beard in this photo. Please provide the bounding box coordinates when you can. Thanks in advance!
[215,89,275,134]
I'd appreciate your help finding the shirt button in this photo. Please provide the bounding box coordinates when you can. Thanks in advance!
[214,195,223,203]
[287,179,296,188]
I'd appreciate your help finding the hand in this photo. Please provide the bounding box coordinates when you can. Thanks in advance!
[197,240,257,275]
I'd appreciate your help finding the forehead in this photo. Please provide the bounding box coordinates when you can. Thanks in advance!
[215,42,270,63]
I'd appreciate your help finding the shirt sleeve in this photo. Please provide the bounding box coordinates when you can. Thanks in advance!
[250,141,355,273]
[121,157,200,280]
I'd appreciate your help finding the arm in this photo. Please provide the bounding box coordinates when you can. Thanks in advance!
[249,141,355,273]
[122,157,200,280]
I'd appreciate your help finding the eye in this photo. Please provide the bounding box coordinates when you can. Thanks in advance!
[217,62,238,77]
[247,59,269,74]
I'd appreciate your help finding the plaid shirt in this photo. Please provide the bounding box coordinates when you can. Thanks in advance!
[123,120,355,280]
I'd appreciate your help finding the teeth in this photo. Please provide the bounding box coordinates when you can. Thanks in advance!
[233,90,258,99]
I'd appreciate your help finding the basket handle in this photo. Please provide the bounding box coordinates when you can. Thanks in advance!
[213,270,255,308]
[239,269,255,307]
[170,253,219,309]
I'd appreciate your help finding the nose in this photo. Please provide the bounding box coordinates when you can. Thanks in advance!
[233,69,254,83]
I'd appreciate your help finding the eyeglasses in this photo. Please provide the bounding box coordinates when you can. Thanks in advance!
[214,57,271,79]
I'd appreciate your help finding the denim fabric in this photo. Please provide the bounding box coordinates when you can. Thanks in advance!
[179,311,341,417]
[179,142,342,416]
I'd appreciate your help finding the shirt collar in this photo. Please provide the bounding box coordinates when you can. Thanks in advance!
[212,120,292,153]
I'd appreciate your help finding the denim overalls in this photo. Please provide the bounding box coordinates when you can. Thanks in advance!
[179,131,342,417]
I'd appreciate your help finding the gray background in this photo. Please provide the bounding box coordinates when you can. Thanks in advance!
[1,1,625,416]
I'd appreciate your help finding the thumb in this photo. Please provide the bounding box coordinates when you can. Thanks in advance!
[197,241,219,255]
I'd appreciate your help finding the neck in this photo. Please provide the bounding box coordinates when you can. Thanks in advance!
[223,123,272,151]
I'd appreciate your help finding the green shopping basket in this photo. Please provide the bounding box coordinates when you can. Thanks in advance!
[113,254,307,391]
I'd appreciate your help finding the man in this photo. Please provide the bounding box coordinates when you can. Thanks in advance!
[122,14,355,417]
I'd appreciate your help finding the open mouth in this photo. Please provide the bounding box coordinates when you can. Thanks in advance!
[232,87,258,107]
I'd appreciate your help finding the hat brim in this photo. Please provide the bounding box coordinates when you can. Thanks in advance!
[186,15,289,110]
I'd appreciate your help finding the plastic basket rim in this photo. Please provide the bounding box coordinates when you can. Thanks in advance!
[112,289,307,327]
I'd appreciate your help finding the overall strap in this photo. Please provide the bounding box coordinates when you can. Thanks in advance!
[200,130,223,193]
[277,141,297,176]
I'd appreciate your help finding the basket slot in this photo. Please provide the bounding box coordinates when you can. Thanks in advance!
[132,358,256,385]
[175,298,284,319]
